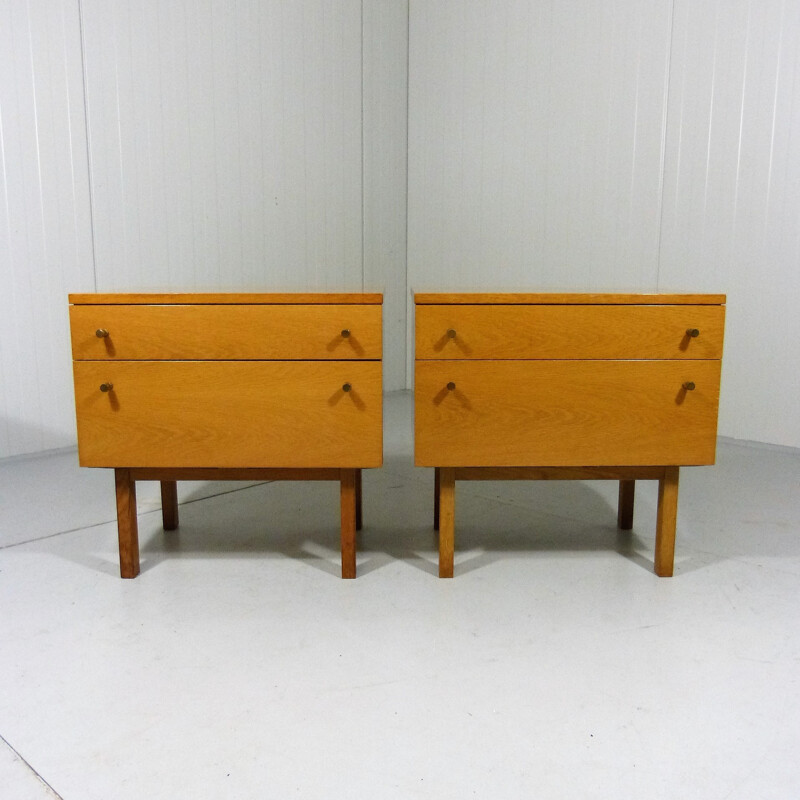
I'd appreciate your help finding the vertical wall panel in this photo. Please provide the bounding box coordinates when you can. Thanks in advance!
[407,0,673,291]
[0,0,94,458]
[407,0,674,381]
[660,0,800,446]
[3,1,800,456]
[363,0,409,391]
[81,0,364,292]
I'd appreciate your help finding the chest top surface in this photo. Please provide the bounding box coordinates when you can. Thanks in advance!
[70,292,383,305]
[414,292,725,305]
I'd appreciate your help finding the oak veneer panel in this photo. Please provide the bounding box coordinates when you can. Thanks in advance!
[71,304,381,361]
[74,361,382,468]
[453,466,666,481]
[416,304,724,360]
[414,293,726,305]
[130,468,341,481]
[69,293,383,305]
[415,359,721,467]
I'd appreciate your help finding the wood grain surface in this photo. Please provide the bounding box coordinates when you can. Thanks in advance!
[655,466,680,577]
[70,304,382,360]
[340,469,357,579]
[437,467,455,578]
[74,361,382,468]
[70,293,383,305]
[415,304,725,360]
[414,292,726,305]
[415,359,721,467]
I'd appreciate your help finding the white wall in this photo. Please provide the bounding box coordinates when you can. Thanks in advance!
[0,0,94,457]
[408,0,800,448]
[408,0,673,289]
[659,0,800,446]
[363,0,409,392]
[0,0,409,458]
[81,0,364,291]
[2,0,799,457]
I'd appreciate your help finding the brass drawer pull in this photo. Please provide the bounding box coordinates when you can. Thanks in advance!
[447,329,457,339]
[342,383,352,392]
[96,329,109,338]
[686,328,700,338]
[447,382,456,391]
[100,382,114,392]
[683,381,696,391]
[341,329,351,338]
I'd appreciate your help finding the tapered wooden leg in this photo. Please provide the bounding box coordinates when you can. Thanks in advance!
[340,469,357,579]
[434,467,440,531]
[160,481,179,530]
[655,467,679,577]
[355,469,363,531]
[438,467,455,578]
[617,479,635,530]
[115,468,140,578]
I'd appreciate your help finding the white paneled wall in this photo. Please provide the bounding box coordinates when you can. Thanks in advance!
[363,0,409,390]
[1,0,408,458]
[0,0,94,458]
[660,0,800,447]
[408,0,673,293]
[407,0,800,447]
[2,0,800,456]
[82,0,364,291]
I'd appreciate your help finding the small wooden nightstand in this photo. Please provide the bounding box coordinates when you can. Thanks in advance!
[69,292,383,579]
[414,292,725,577]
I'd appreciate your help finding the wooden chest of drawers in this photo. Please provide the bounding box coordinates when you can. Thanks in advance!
[414,293,725,577]
[69,292,383,579]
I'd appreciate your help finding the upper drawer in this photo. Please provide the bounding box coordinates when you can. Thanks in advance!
[415,304,724,360]
[70,304,382,360]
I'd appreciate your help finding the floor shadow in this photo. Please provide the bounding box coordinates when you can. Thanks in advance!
[53,452,723,580]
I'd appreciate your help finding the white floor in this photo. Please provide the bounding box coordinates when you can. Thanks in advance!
[1,392,799,799]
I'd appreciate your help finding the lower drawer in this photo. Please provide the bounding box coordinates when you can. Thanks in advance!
[73,361,382,468]
[415,359,721,467]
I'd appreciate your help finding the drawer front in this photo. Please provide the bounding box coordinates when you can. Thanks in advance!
[70,304,382,360]
[73,361,382,468]
[415,304,725,360]
[415,360,721,467]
